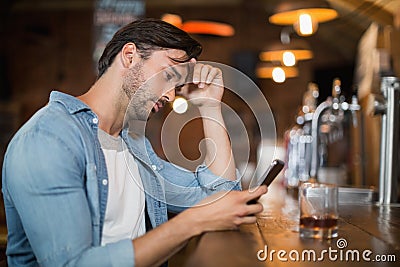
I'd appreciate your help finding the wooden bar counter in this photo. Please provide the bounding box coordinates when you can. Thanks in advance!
[170,183,400,267]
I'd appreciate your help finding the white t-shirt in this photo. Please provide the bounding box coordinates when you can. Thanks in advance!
[98,129,146,246]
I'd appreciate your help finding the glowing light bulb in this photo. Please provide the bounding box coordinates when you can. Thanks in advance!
[172,97,188,114]
[272,67,285,83]
[282,51,296,66]
[294,13,318,36]
[299,14,313,35]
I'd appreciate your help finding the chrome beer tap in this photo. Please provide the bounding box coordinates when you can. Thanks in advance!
[371,76,400,204]
[310,79,344,182]
[310,79,364,185]
[285,83,318,187]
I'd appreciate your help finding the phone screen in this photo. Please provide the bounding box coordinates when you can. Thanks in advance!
[247,159,285,204]
[260,159,284,186]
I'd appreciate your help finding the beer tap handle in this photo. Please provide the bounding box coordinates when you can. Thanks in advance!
[366,94,386,116]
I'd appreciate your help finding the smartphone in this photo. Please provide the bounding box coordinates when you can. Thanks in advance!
[247,159,285,204]
[259,159,285,186]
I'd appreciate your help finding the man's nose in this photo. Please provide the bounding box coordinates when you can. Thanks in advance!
[164,89,175,102]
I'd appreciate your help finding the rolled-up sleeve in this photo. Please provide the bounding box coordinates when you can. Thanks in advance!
[155,156,242,213]
[195,165,242,191]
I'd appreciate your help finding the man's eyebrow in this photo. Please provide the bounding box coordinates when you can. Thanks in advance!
[170,65,182,81]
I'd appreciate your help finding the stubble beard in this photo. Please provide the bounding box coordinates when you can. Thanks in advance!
[122,62,156,122]
[122,62,143,100]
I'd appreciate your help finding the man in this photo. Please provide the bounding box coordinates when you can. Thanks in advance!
[2,18,267,266]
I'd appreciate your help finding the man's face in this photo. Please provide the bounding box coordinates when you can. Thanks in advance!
[123,49,191,122]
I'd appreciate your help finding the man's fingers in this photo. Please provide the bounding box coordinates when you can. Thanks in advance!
[206,68,220,85]
[244,185,268,202]
[197,65,209,88]
[245,202,264,215]
[192,63,222,88]
[192,63,203,84]
[237,216,258,225]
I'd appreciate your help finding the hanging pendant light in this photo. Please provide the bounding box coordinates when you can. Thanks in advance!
[162,14,235,37]
[269,0,338,36]
[259,39,313,67]
[256,63,299,83]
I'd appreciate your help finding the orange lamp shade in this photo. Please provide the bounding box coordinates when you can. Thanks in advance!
[259,39,313,64]
[162,14,235,37]
[256,65,299,79]
[181,20,235,37]
[269,0,338,25]
[269,8,338,25]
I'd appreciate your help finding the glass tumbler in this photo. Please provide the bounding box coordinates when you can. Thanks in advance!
[299,182,338,239]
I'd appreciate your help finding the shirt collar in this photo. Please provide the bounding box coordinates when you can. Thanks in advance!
[50,90,153,165]
[49,91,92,115]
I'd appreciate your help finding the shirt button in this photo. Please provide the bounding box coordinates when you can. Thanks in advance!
[92,118,98,124]
[102,179,108,186]
[151,165,157,171]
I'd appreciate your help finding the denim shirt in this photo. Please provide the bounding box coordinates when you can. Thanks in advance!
[2,91,241,267]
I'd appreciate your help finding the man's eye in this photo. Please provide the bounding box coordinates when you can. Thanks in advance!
[165,72,173,81]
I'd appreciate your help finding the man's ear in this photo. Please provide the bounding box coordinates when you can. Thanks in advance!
[120,42,139,68]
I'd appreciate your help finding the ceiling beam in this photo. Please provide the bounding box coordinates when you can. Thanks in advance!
[328,0,393,26]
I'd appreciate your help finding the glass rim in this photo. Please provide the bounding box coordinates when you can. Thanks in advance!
[300,182,338,189]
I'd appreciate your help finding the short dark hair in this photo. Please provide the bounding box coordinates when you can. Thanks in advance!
[97,18,202,78]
